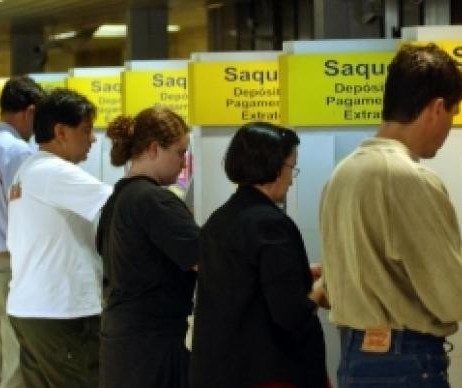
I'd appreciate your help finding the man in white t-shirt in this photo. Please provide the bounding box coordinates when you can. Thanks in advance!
[6,89,112,388]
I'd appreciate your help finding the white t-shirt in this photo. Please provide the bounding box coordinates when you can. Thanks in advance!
[7,151,112,318]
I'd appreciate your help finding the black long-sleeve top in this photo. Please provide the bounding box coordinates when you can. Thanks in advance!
[96,176,198,336]
[191,185,327,388]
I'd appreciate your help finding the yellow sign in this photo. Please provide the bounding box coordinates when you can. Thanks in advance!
[66,76,121,129]
[189,61,279,125]
[122,69,188,122]
[440,40,462,66]
[280,52,394,126]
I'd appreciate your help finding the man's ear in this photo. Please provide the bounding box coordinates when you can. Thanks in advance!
[26,104,36,118]
[432,97,446,115]
[424,97,445,124]
[54,123,67,142]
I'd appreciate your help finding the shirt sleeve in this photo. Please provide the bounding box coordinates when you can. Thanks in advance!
[252,214,318,342]
[389,163,462,322]
[137,189,199,271]
[42,161,112,222]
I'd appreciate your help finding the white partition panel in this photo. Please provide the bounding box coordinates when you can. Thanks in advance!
[289,132,335,262]
[78,132,124,186]
[101,135,125,185]
[192,126,236,225]
[79,132,103,179]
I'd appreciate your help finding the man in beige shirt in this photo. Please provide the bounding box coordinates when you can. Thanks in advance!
[320,43,462,387]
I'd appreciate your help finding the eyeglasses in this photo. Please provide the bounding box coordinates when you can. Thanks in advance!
[284,163,300,178]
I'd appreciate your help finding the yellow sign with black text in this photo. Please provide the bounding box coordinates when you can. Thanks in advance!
[66,76,122,129]
[440,40,462,66]
[122,69,188,122]
[189,61,280,125]
[279,52,394,126]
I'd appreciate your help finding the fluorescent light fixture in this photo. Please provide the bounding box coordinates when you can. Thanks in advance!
[167,25,181,33]
[94,24,127,38]
[93,24,180,38]
[51,31,77,40]
[207,2,224,9]
[50,24,182,41]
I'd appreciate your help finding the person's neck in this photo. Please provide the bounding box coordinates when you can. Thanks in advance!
[253,183,276,203]
[1,113,28,141]
[126,160,158,182]
[376,120,420,157]
[38,143,67,161]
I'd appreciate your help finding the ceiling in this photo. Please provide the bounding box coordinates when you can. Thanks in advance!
[0,0,208,33]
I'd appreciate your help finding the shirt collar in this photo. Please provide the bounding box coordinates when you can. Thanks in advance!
[0,121,23,140]
[361,137,420,162]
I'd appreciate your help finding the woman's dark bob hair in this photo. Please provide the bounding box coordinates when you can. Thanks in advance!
[224,122,300,185]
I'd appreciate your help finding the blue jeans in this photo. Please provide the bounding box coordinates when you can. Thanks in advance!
[338,328,450,387]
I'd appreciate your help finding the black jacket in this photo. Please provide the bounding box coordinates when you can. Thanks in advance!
[96,176,198,336]
[191,185,327,388]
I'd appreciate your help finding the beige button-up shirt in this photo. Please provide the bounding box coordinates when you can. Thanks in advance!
[321,137,462,337]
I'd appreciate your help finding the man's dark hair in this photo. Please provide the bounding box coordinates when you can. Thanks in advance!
[34,88,96,144]
[0,76,45,113]
[383,43,462,123]
[224,122,300,185]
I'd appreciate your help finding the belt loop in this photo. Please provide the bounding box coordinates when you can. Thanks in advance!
[339,327,354,357]
[392,330,402,354]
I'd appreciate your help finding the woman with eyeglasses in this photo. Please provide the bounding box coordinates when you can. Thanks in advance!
[190,122,328,388]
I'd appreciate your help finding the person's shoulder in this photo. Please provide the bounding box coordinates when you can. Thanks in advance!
[118,178,177,204]
[237,202,288,238]
[413,163,446,190]
[246,201,282,218]
[0,131,31,155]
[39,154,108,188]
[380,152,448,199]
[44,154,89,176]
[122,177,161,194]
